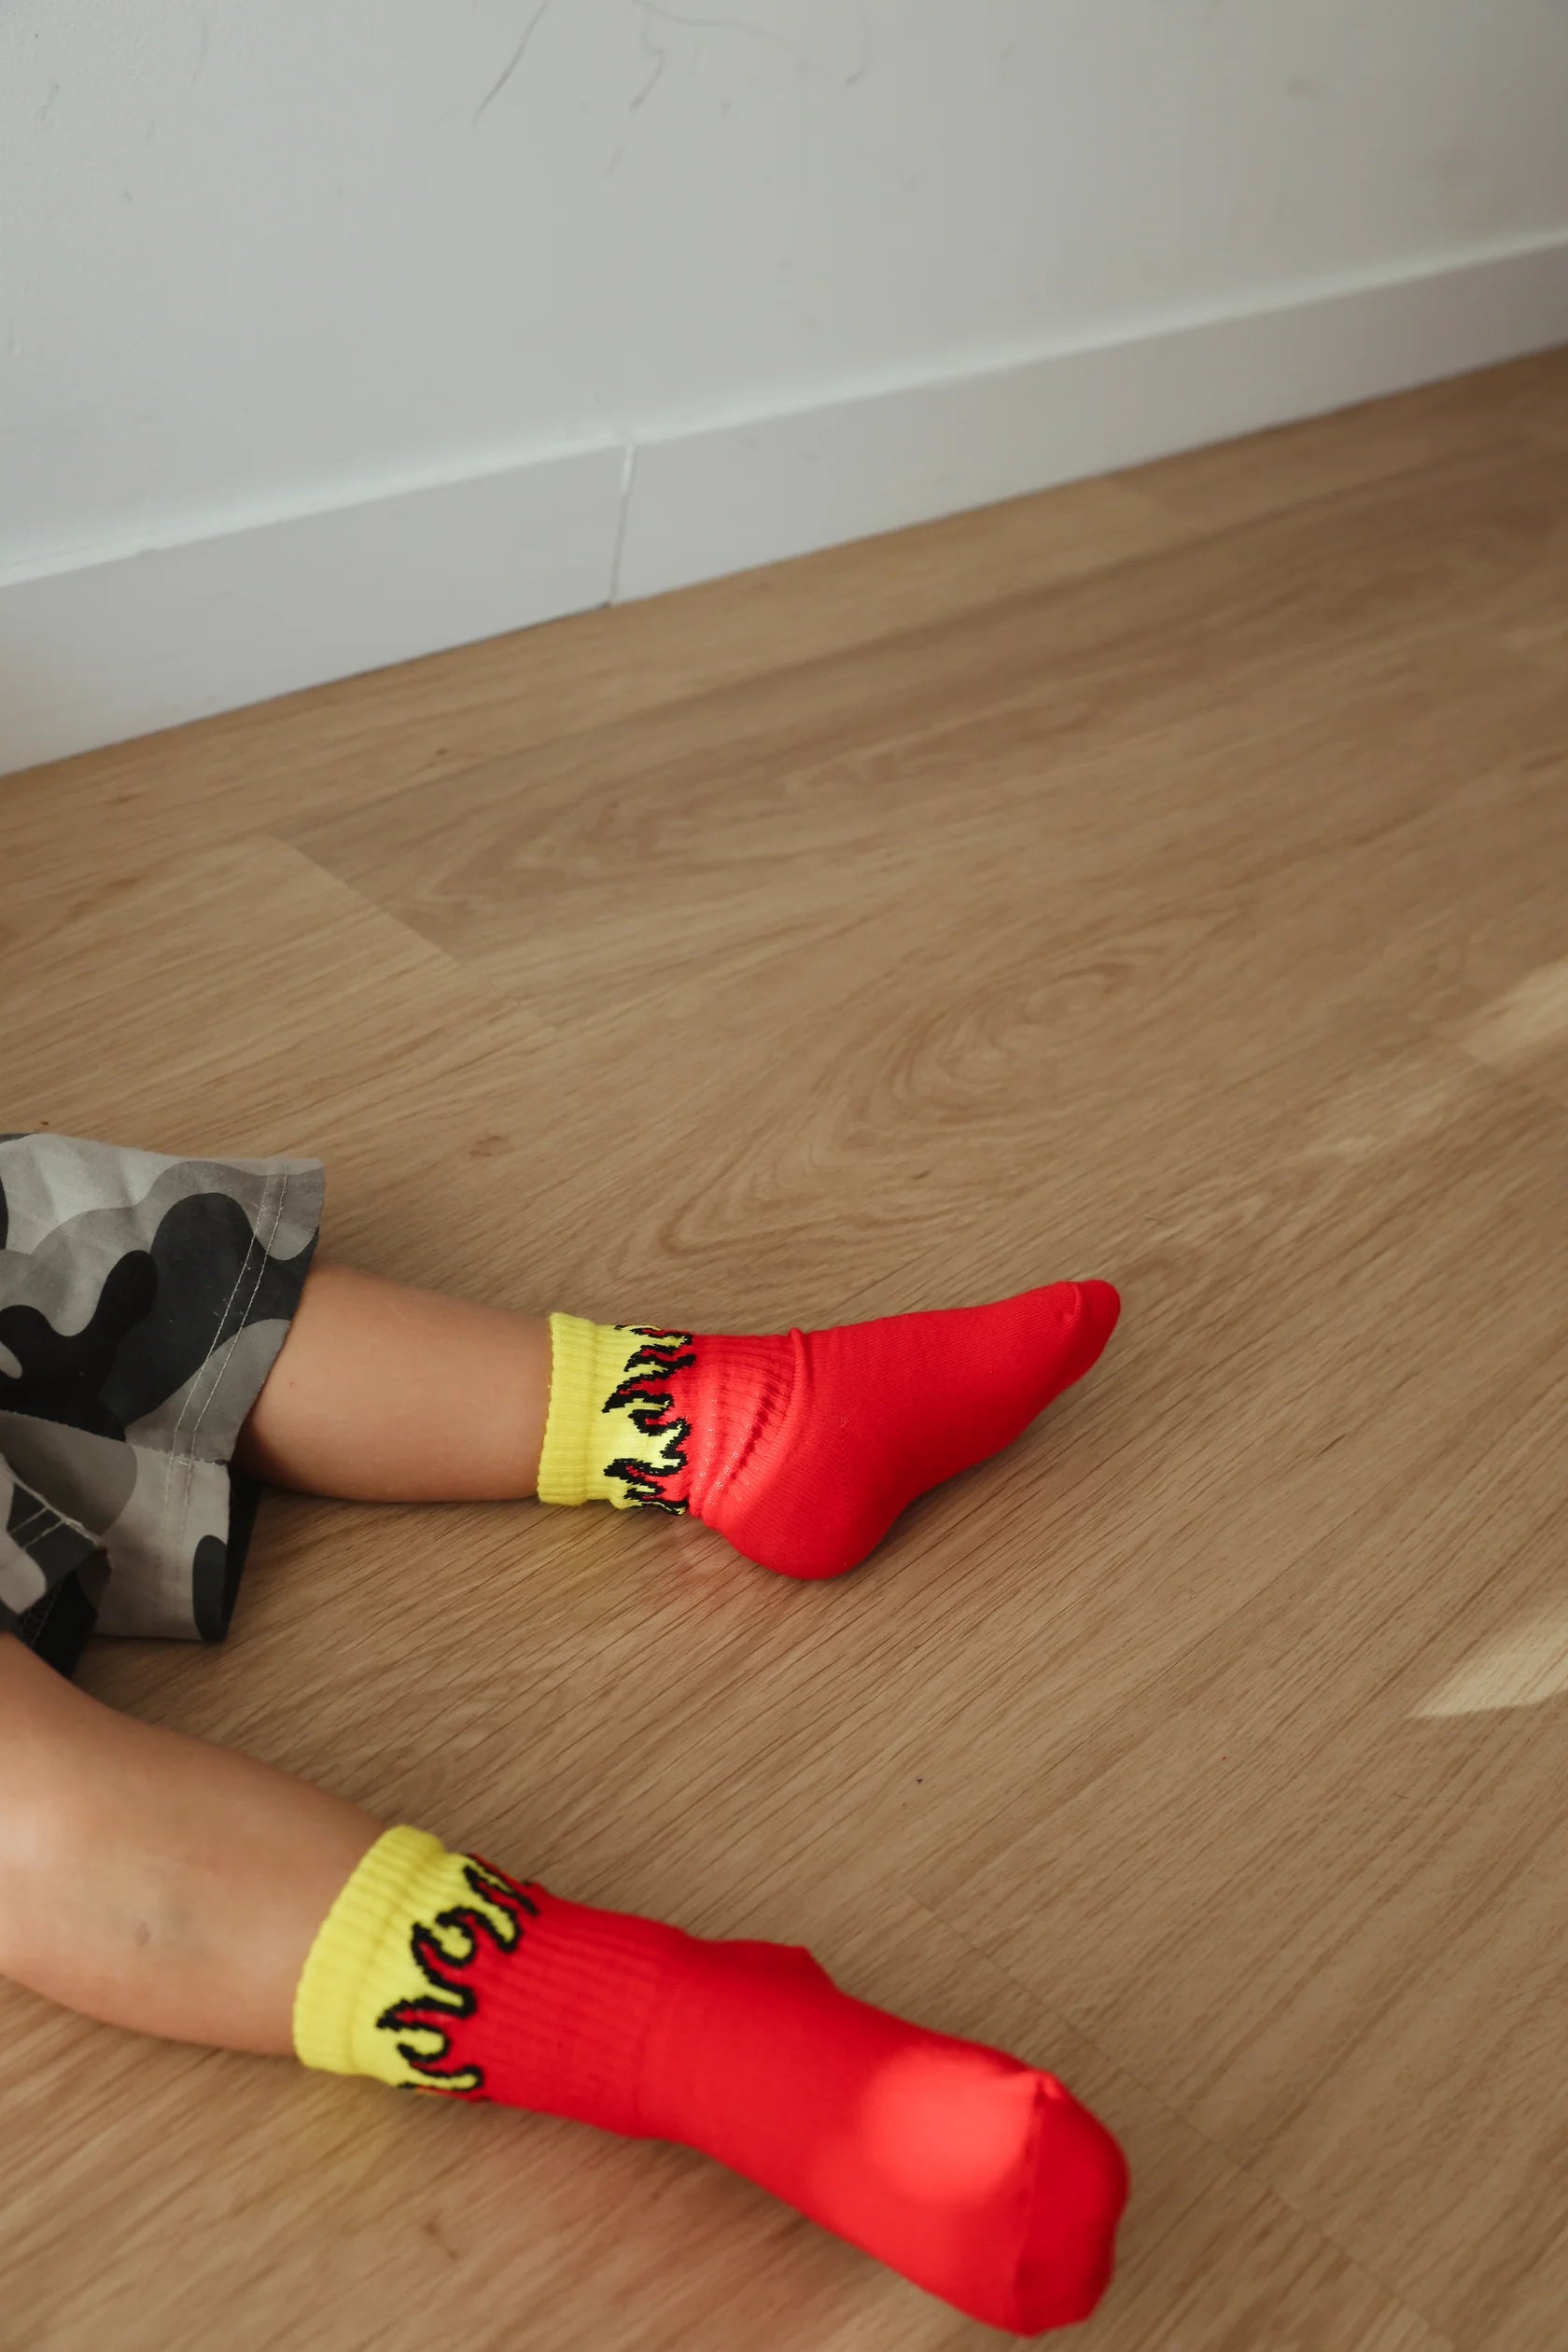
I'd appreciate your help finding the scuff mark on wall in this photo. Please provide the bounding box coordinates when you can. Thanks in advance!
[471,0,555,125]
[629,15,671,114]
[629,0,873,96]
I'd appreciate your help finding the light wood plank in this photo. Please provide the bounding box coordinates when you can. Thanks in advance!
[1125,347,1568,532]
[0,474,1184,956]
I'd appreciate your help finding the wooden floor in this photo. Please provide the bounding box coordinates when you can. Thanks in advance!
[5,349,1568,2352]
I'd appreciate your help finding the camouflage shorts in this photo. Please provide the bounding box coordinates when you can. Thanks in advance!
[0,1133,323,1677]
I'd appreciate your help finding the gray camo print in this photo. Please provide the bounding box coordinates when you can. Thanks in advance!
[0,1132,322,1672]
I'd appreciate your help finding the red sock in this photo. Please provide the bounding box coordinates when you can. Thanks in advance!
[602,1280,1121,1578]
[384,1858,1128,2333]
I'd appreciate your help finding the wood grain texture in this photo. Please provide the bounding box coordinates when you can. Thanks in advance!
[3,347,1567,2352]
[0,474,1184,961]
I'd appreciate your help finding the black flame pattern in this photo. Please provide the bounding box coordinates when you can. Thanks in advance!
[601,1328,697,1513]
[376,1855,540,2097]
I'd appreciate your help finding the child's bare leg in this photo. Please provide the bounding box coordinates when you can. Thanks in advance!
[236,1263,552,1504]
[0,1631,377,2052]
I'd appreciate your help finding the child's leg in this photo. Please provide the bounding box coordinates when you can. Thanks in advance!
[237,1261,1120,1580]
[0,1631,1125,2331]
[236,1263,553,1504]
[0,1630,374,2051]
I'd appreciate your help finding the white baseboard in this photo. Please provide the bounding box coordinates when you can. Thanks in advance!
[616,231,1568,600]
[3,232,1565,777]
[0,447,627,777]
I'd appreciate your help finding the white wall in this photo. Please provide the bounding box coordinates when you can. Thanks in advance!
[4,0,1568,770]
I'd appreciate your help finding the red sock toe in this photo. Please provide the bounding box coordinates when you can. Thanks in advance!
[636,1928,1128,2331]
[686,1280,1122,1577]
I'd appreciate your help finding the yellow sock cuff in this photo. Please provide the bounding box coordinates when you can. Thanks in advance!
[538,1313,670,1509]
[293,1826,517,2090]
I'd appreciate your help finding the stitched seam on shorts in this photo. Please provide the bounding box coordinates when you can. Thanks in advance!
[4,1498,51,1547]
[160,1168,288,1579]
[1,1518,96,1629]
[2,1486,95,1553]
[2,1474,104,1641]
